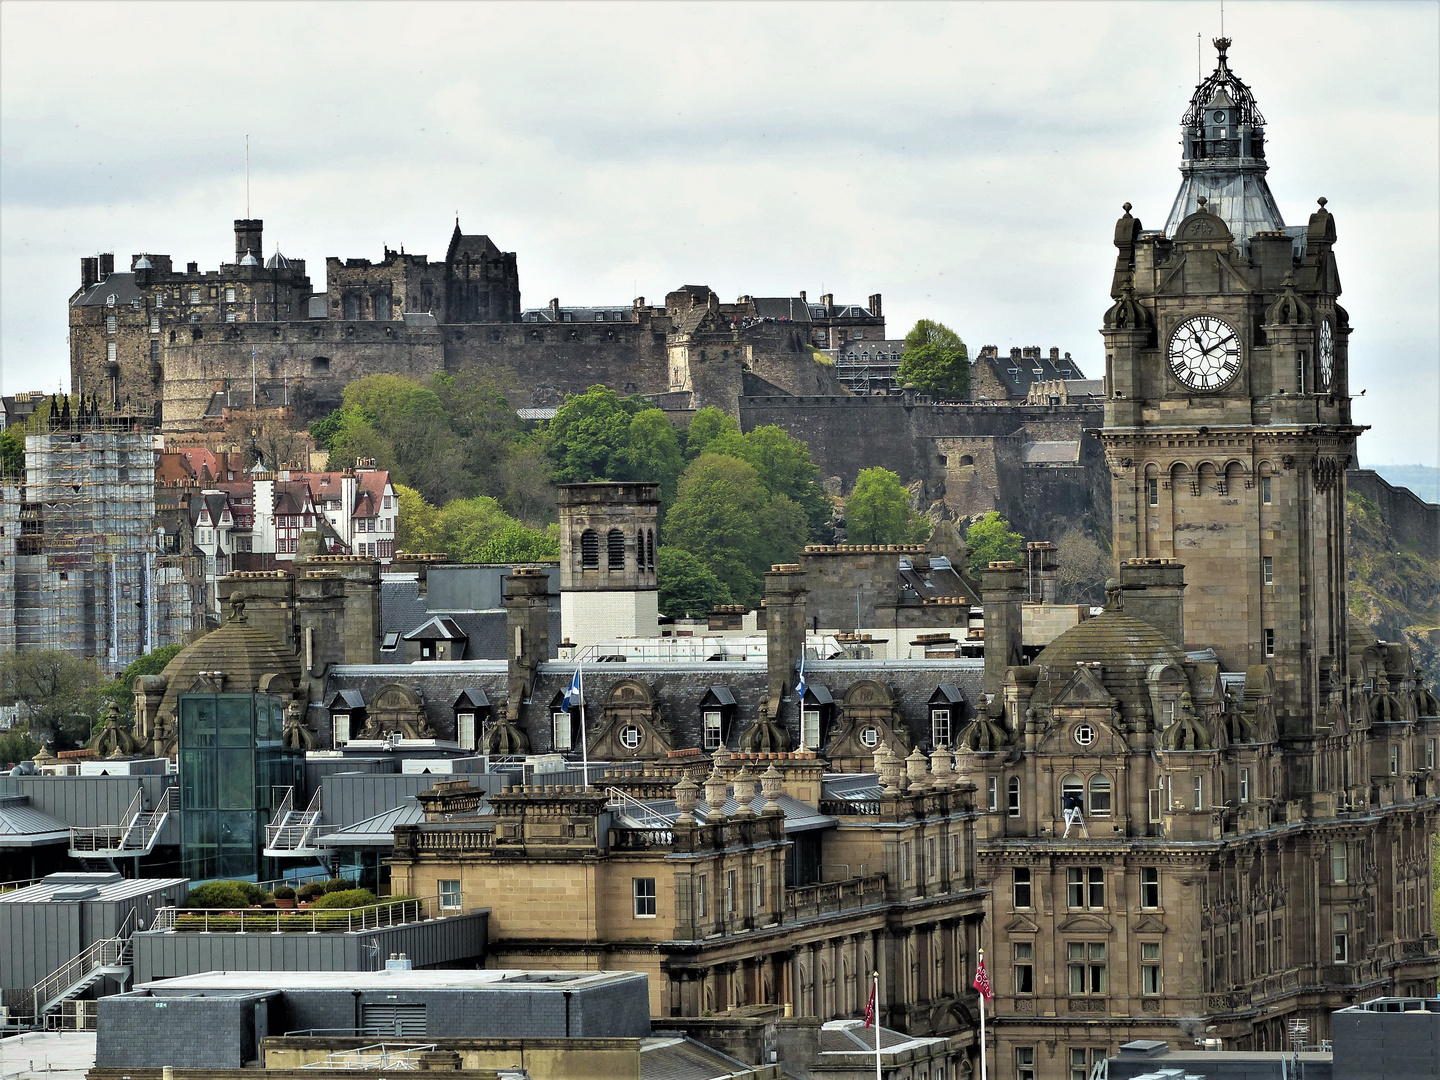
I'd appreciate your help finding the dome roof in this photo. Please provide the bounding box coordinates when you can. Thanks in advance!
[265,250,290,269]
[134,255,153,270]
[1029,608,1189,716]
[239,249,260,267]
[153,601,302,721]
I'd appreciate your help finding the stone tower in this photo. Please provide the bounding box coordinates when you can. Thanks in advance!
[1100,36,1355,729]
[557,482,660,648]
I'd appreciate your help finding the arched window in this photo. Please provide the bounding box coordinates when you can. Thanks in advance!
[647,529,656,569]
[1007,776,1021,817]
[959,454,975,467]
[607,529,625,570]
[580,529,599,569]
[342,294,359,321]
[1088,774,1112,815]
[1061,774,1084,807]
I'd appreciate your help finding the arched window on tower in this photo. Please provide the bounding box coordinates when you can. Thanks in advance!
[646,529,655,569]
[580,529,599,569]
[607,529,625,570]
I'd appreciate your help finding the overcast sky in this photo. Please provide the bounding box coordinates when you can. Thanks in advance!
[2,1,1435,467]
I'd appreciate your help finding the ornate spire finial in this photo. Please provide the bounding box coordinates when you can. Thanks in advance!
[1122,202,1133,214]
[1317,196,1328,208]
[1196,195,1208,209]
[1213,36,1231,63]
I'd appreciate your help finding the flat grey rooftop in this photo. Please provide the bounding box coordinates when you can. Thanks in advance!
[0,1032,95,1080]
[138,968,638,993]
[0,873,187,904]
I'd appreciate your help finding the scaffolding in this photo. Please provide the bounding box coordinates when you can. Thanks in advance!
[14,421,203,674]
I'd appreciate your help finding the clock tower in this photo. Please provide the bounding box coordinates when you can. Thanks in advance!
[1100,37,1358,731]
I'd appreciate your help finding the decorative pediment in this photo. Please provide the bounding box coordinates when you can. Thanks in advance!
[1055,666,1113,708]
[1058,913,1114,934]
[590,680,672,760]
[1004,914,1040,934]
[1133,914,1168,934]
[363,682,433,740]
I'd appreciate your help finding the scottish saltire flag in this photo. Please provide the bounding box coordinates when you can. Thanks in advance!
[795,652,807,703]
[562,666,582,710]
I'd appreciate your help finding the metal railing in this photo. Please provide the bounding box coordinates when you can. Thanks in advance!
[265,786,334,856]
[606,786,677,829]
[150,895,433,934]
[69,787,175,856]
[297,1043,437,1070]
[25,909,135,1021]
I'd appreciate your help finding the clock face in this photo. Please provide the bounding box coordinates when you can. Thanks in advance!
[1168,315,1242,391]
[1318,318,1334,389]
[1213,110,1227,123]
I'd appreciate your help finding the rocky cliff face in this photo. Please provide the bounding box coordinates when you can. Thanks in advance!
[1348,490,1439,680]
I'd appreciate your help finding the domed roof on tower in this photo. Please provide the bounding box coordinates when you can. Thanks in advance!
[1164,37,1297,255]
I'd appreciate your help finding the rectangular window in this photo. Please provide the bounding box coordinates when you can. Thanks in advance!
[106,341,117,362]
[1296,350,1307,394]
[438,879,462,910]
[1331,841,1347,883]
[1390,745,1400,775]
[925,837,938,878]
[1070,1049,1090,1080]
[1429,740,1436,769]
[456,712,475,751]
[931,708,951,746]
[1016,1048,1036,1080]
[753,865,766,912]
[1013,867,1032,909]
[332,712,351,746]
[633,877,657,918]
[1013,941,1034,994]
[1067,942,1109,994]
[725,869,736,914]
[703,710,723,750]
[1007,777,1021,817]
[802,709,821,749]
[1240,767,1250,803]
[1067,867,1085,909]
[1140,867,1160,908]
[1262,475,1272,504]
[899,841,912,883]
[1141,942,1162,994]
[190,288,201,304]
[225,287,236,303]
[1264,628,1275,656]
[695,874,708,919]
[1147,477,1159,506]
[987,776,998,813]
[1193,775,1204,811]
[106,314,117,333]
[1333,913,1349,962]
[1087,867,1105,909]
[950,834,962,879]
[150,339,159,362]
[1272,916,1284,969]
[1263,556,1273,585]
[150,315,160,332]
[225,312,237,323]
[1148,786,1162,823]
[552,711,572,750]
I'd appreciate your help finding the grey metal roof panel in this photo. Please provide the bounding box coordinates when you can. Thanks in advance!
[0,796,72,846]
[703,686,736,706]
[325,690,366,711]
[1020,440,1081,464]
[932,683,964,703]
[0,871,189,903]
[404,616,468,642]
[401,312,438,328]
[454,689,490,710]
[313,796,427,847]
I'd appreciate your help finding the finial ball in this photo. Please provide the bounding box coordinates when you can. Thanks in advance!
[1196,195,1207,208]
[1317,196,1328,208]
[1122,202,1132,214]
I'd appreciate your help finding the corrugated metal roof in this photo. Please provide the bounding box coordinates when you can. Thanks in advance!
[314,796,428,847]
[0,795,72,847]
[0,871,188,903]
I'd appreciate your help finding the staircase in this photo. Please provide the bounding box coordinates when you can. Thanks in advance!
[264,786,334,857]
[24,911,134,1027]
[69,787,175,860]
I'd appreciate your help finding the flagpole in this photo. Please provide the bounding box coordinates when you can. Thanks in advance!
[977,949,988,1080]
[872,970,881,1080]
[578,664,589,789]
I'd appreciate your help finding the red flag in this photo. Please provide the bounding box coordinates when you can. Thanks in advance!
[863,981,876,1027]
[973,958,993,1001]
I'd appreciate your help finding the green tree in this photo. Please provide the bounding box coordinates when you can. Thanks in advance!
[965,511,1024,577]
[471,521,561,563]
[683,407,740,460]
[0,729,39,769]
[706,424,832,538]
[544,385,652,484]
[663,454,808,606]
[0,649,104,749]
[657,546,733,618]
[618,409,684,504]
[394,484,436,553]
[898,319,970,400]
[845,467,931,545]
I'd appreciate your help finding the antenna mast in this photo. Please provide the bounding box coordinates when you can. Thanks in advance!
[245,134,251,218]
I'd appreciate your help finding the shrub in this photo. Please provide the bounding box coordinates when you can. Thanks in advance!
[311,888,378,909]
[321,878,353,894]
[296,882,326,901]
[184,880,267,908]
[272,886,296,900]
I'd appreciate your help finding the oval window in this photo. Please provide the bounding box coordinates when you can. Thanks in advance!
[620,725,642,750]
[860,726,880,748]
[1073,724,1097,747]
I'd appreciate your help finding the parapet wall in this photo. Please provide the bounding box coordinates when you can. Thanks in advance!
[1348,469,1439,560]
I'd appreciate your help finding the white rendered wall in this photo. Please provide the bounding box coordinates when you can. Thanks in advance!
[561,590,660,649]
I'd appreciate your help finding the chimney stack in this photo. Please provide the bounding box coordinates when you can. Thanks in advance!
[981,562,1025,699]
[98,253,115,279]
[764,564,807,720]
[504,567,552,720]
[1120,559,1187,646]
[1027,542,1058,603]
[868,293,883,319]
[81,257,99,291]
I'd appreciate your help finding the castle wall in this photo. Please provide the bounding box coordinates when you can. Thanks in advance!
[1348,468,1439,559]
[442,323,669,407]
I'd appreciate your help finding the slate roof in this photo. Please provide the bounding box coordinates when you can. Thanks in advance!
[0,795,72,847]
[818,1019,944,1055]
[379,577,562,665]
[71,273,143,308]
[324,658,985,755]
[638,1036,758,1080]
[750,297,813,322]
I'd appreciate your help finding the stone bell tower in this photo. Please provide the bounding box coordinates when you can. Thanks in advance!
[558,482,660,649]
[1099,37,1358,731]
